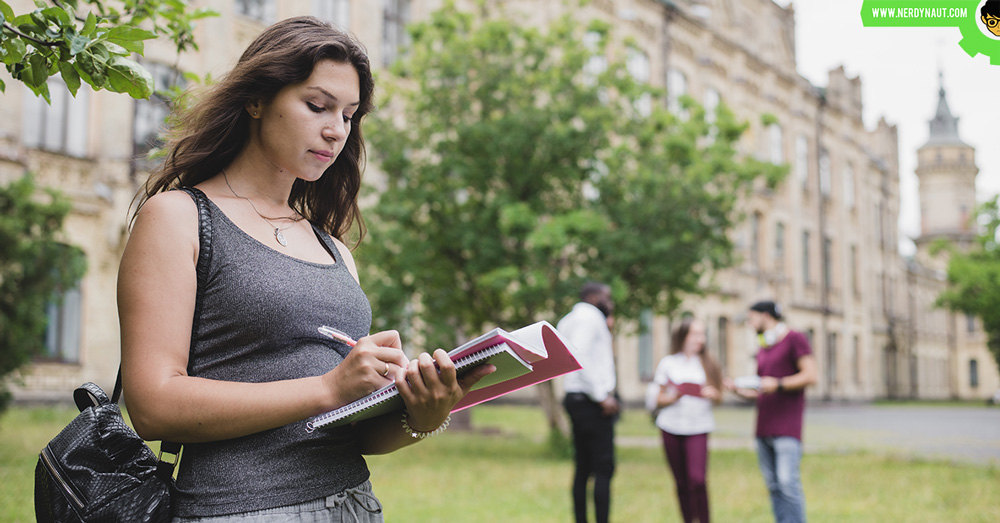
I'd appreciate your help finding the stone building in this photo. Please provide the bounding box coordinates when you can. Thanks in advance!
[5,0,996,403]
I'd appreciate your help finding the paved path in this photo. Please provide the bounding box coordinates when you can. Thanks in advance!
[619,403,1000,466]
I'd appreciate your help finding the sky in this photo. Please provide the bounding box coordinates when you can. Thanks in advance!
[774,0,1000,252]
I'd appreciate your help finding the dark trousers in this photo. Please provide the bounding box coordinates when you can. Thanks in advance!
[564,393,616,523]
[661,431,710,523]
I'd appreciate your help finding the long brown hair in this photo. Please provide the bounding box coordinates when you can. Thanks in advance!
[133,16,375,244]
[670,317,723,399]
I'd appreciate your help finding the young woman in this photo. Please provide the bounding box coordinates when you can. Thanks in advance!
[117,17,493,521]
[647,317,723,523]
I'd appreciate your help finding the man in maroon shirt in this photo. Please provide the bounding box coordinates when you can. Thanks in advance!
[727,301,817,523]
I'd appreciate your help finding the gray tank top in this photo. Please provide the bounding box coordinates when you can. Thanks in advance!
[171,187,373,517]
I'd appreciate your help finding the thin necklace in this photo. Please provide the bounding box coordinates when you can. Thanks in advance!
[222,169,303,247]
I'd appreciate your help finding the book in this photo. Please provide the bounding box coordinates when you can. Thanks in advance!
[670,381,704,398]
[733,375,762,390]
[305,321,581,431]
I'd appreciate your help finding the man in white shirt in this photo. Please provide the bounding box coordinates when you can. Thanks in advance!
[558,282,618,523]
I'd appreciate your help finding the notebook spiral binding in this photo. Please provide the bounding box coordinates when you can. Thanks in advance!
[305,341,511,432]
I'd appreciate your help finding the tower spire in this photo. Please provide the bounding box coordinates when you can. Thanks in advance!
[926,71,966,146]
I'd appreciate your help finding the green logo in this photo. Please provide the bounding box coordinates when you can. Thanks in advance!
[861,0,1000,64]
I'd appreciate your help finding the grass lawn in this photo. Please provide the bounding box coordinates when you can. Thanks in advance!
[4,404,999,522]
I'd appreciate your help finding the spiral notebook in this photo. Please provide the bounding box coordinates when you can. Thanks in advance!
[305,321,581,431]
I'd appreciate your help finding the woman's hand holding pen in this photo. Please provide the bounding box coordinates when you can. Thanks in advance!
[322,330,409,411]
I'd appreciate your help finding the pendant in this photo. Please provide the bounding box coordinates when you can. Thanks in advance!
[275,228,288,247]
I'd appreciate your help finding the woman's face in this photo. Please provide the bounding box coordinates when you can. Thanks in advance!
[250,59,361,182]
[683,320,706,355]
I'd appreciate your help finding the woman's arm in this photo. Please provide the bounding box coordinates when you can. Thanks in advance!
[655,384,681,408]
[119,192,407,443]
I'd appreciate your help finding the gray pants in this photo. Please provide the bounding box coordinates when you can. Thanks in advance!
[172,481,383,523]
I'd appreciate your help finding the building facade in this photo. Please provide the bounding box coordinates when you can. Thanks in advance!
[5,0,997,403]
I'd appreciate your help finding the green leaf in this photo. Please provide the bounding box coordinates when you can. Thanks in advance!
[28,78,50,103]
[105,38,142,55]
[105,25,157,42]
[3,36,27,63]
[59,61,80,96]
[30,9,46,28]
[69,34,89,55]
[82,12,97,36]
[41,6,71,25]
[190,7,219,20]
[0,77,5,92]
[24,53,48,87]
[75,49,96,75]
[105,55,152,98]
[0,1,14,23]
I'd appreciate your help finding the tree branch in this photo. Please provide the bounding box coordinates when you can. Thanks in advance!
[1,22,60,47]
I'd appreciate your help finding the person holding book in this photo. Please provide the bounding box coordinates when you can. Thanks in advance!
[647,317,722,523]
[117,17,494,521]
[558,282,618,523]
[726,300,817,523]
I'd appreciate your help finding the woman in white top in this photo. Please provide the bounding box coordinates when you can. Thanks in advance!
[647,317,723,523]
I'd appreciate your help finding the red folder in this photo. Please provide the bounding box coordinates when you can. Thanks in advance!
[670,381,703,397]
[452,321,582,411]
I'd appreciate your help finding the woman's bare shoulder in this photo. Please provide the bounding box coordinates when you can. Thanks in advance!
[331,236,360,283]
[126,190,201,261]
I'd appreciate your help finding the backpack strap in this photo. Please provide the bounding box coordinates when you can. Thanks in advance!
[74,382,111,411]
[179,186,214,342]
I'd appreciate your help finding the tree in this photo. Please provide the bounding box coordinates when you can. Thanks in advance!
[0,176,87,412]
[359,2,784,441]
[0,1,213,412]
[591,103,786,320]
[937,198,1000,367]
[0,0,215,100]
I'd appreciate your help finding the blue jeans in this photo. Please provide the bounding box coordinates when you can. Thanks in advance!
[756,437,806,523]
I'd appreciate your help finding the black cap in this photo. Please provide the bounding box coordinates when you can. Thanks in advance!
[749,300,783,320]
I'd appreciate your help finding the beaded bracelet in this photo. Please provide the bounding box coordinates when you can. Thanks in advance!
[401,412,451,439]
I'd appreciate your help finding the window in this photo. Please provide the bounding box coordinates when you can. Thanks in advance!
[844,163,855,209]
[704,88,720,125]
[638,308,654,380]
[22,78,89,157]
[802,230,811,284]
[823,237,833,290]
[819,150,831,197]
[43,286,83,363]
[877,202,885,247]
[796,134,809,188]
[626,48,651,116]
[133,63,184,160]
[827,332,838,388]
[970,359,979,388]
[750,213,761,270]
[382,0,411,67]
[769,124,783,164]
[235,0,275,22]
[774,222,785,270]
[967,313,977,333]
[314,0,350,28]
[850,245,859,295]
[853,335,861,385]
[666,68,687,114]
